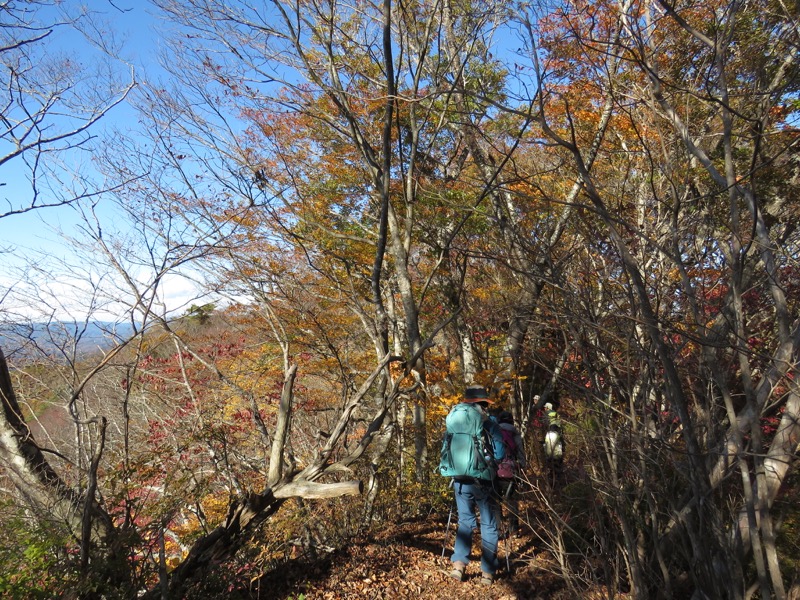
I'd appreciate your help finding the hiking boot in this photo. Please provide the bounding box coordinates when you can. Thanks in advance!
[480,572,494,586]
[449,561,466,581]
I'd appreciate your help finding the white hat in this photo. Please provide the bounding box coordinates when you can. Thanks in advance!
[544,402,553,411]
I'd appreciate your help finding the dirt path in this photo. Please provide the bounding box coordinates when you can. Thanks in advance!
[257,516,574,599]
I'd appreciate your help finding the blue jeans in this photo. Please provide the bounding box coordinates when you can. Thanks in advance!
[451,479,500,575]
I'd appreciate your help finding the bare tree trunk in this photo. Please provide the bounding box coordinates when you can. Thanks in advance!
[268,364,298,486]
[80,417,107,575]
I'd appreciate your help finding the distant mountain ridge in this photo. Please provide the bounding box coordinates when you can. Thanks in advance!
[0,320,135,359]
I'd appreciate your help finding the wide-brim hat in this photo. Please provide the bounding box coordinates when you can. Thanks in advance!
[464,385,493,404]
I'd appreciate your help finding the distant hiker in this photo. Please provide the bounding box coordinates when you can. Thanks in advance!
[438,385,505,586]
[544,402,561,430]
[542,402,565,474]
[492,410,525,537]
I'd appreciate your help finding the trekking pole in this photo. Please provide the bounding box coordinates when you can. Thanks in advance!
[441,501,454,558]
[504,531,510,574]
[441,479,455,558]
[499,489,511,574]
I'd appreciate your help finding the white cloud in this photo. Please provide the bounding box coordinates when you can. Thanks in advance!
[0,267,212,324]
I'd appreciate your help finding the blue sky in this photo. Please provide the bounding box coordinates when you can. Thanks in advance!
[0,1,159,248]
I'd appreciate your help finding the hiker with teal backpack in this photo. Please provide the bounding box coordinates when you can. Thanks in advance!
[438,385,505,586]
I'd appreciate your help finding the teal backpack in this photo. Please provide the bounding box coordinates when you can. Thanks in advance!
[438,403,494,480]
